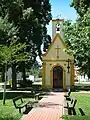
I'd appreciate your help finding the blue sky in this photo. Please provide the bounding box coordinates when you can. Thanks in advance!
[47,0,77,36]
[37,0,77,63]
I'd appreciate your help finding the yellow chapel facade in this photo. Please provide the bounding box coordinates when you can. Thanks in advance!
[42,19,74,90]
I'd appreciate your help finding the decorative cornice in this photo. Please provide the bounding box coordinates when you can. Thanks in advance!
[42,59,74,62]
[52,19,64,22]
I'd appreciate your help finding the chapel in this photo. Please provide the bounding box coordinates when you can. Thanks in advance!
[42,19,74,90]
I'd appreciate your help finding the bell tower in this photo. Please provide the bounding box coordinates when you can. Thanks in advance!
[52,19,64,39]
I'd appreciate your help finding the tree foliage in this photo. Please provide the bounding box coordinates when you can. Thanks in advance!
[0,41,28,105]
[0,0,52,85]
[0,16,29,104]
[64,0,90,78]
[0,16,18,45]
[0,0,52,62]
[70,0,90,17]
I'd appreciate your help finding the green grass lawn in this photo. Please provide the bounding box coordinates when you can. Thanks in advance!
[63,92,90,120]
[0,98,35,120]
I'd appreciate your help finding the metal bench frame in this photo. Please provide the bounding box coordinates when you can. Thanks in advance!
[12,95,30,113]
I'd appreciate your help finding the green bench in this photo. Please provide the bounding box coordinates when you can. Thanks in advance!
[31,90,41,100]
[64,96,77,115]
[12,96,30,113]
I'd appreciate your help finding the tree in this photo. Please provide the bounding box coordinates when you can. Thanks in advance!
[0,16,17,86]
[0,16,27,88]
[70,0,90,78]
[0,15,28,89]
[0,40,28,105]
[0,0,52,60]
[63,16,90,79]
[0,0,52,80]
[43,34,51,52]
[70,0,90,17]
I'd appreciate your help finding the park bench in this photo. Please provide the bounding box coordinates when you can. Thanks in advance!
[12,95,30,113]
[64,96,77,115]
[31,89,41,100]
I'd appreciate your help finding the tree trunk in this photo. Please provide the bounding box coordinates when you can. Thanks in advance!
[87,58,90,79]
[3,64,7,105]
[2,65,5,82]
[87,69,90,79]
[21,61,26,81]
[12,63,17,90]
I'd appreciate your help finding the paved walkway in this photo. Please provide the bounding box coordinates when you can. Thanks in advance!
[21,92,65,120]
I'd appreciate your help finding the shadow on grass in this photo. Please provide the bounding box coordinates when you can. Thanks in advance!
[68,108,85,116]
[79,108,85,116]
[72,108,77,115]
[63,115,89,120]
[74,85,90,92]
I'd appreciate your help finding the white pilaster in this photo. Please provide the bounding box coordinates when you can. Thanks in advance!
[67,72,70,89]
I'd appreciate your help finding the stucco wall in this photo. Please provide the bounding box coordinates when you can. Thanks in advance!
[42,33,74,89]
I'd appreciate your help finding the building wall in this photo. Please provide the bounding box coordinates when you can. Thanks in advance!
[42,20,74,90]
[42,60,74,90]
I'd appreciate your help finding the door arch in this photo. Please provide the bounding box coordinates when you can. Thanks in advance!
[53,66,63,88]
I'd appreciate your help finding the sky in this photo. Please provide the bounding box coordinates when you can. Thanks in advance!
[37,0,77,64]
[47,0,77,36]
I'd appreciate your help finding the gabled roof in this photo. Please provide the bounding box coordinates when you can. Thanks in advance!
[42,33,67,57]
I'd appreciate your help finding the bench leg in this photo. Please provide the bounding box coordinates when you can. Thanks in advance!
[19,108,21,113]
[35,96,37,100]
[68,108,72,115]
[35,95,39,100]
[25,104,28,110]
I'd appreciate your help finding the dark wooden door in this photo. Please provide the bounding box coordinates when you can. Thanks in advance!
[53,66,63,88]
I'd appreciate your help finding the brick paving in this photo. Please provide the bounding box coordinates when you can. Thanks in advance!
[21,92,65,120]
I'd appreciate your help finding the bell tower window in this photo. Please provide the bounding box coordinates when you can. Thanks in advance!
[52,19,64,39]
[56,23,60,33]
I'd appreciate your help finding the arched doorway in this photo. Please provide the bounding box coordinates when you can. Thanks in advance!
[53,66,63,88]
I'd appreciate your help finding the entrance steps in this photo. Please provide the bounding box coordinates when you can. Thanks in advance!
[52,88,63,92]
